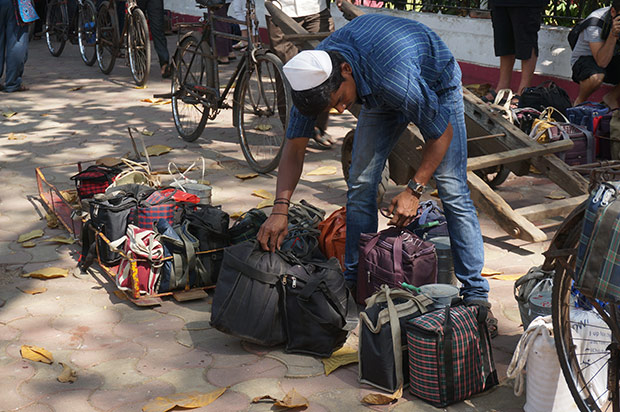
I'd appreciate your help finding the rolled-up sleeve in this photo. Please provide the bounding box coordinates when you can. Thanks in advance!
[285,105,317,139]
[381,63,450,140]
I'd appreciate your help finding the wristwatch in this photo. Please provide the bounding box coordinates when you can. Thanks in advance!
[407,179,426,199]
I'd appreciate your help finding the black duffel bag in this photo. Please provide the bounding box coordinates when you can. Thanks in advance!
[89,193,138,265]
[518,81,572,118]
[280,257,358,357]
[210,240,291,346]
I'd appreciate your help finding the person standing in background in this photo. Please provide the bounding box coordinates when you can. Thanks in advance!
[138,0,171,78]
[213,0,235,64]
[266,0,336,149]
[487,0,547,104]
[0,0,38,92]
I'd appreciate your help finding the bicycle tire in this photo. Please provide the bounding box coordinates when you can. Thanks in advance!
[171,34,213,142]
[234,52,290,173]
[77,0,97,66]
[45,0,67,57]
[127,8,151,86]
[95,1,118,75]
[474,165,510,189]
[552,202,620,412]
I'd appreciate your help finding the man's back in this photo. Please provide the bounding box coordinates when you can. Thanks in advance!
[571,7,610,66]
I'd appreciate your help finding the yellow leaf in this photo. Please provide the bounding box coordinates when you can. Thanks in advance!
[235,172,259,180]
[430,189,439,197]
[142,388,226,412]
[481,267,503,277]
[329,108,341,114]
[322,346,358,376]
[45,213,59,229]
[491,274,523,281]
[2,111,17,118]
[17,286,47,295]
[230,211,245,219]
[255,124,272,131]
[18,229,44,243]
[251,389,309,409]
[96,157,123,167]
[141,98,159,103]
[362,387,403,405]
[8,132,26,140]
[69,86,84,92]
[22,267,69,279]
[40,113,50,117]
[44,236,76,245]
[257,198,274,209]
[21,241,36,248]
[60,190,78,204]
[252,189,274,200]
[141,144,172,156]
[141,129,155,137]
[306,166,337,176]
[154,99,171,105]
[545,193,566,200]
[57,362,78,383]
[134,85,147,89]
[113,290,129,300]
[20,345,53,364]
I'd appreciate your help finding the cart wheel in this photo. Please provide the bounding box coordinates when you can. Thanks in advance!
[341,129,389,206]
[474,165,510,189]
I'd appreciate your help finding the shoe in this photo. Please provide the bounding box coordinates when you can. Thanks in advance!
[217,57,230,65]
[161,63,172,79]
[4,84,29,93]
[233,41,247,50]
[228,52,237,61]
[312,127,335,150]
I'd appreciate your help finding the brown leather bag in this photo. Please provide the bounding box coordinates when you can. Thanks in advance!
[318,207,346,270]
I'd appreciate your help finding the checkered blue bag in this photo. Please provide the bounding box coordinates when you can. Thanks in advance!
[575,181,620,302]
[406,304,498,407]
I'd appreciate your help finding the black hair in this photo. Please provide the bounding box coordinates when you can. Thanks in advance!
[291,50,348,118]
[614,0,620,11]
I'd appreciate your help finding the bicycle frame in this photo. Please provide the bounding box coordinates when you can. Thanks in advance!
[107,0,141,47]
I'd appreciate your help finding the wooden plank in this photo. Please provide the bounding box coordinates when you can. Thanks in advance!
[515,194,589,221]
[466,140,574,171]
[173,289,209,302]
[264,2,320,50]
[467,171,548,242]
[462,88,589,196]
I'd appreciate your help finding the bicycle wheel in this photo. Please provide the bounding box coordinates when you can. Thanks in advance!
[77,0,97,66]
[95,1,118,75]
[234,52,291,173]
[127,8,151,86]
[552,203,620,412]
[171,35,213,142]
[45,0,67,57]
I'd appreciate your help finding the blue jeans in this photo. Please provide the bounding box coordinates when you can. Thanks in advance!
[0,0,28,92]
[344,90,489,302]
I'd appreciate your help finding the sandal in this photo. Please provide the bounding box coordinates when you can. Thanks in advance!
[510,95,520,109]
[487,309,499,339]
[312,127,335,150]
[161,63,172,79]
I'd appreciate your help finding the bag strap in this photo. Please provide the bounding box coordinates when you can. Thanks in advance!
[224,250,280,285]
[443,305,454,403]
[474,304,496,391]
[362,231,403,275]
[385,286,405,390]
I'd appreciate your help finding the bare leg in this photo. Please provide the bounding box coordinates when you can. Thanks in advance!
[518,47,537,95]
[603,83,620,109]
[574,73,604,106]
[497,54,516,91]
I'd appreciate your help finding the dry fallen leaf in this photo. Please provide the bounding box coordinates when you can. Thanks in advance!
[235,172,259,180]
[135,85,147,89]
[21,241,36,248]
[69,86,84,92]
[230,211,245,219]
[256,198,274,209]
[60,190,78,204]
[481,267,503,277]
[142,388,226,412]
[491,274,523,281]
[96,157,123,167]
[17,286,47,295]
[362,387,403,405]
[40,113,50,117]
[18,229,44,243]
[22,267,69,279]
[322,346,358,376]
[57,362,78,383]
[141,129,155,137]
[21,345,53,364]
[2,111,17,118]
[8,132,26,140]
[141,98,159,103]
[141,144,171,156]
[255,124,272,131]
[45,213,59,229]
[306,166,337,176]
[44,236,76,245]
[430,189,439,198]
[329,108,341,114]
[545,193,566,200]
[251,189,274,200]
[251,389,309,409]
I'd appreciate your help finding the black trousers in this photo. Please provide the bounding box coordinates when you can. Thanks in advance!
[137,0,169,67]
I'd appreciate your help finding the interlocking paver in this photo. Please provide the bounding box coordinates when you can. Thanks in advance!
[265,350,325,378]
[206,358,287,387]
[89,358,147,391]
[0,360,37,410]
[136,348,212,377]
[155,367,216,393]
[88,380,176,411]
[69,342,146,369]
[18,362,104,401]
[9,316,81,352]
[230,377,285,400]
[38,389,99,412]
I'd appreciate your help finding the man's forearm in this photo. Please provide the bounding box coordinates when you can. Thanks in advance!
[273,138,309,213]
[412,123,453,187]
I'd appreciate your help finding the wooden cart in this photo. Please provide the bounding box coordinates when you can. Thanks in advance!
[265,1,588,242]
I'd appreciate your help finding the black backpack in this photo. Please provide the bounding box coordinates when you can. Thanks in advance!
[228,208,267,245]
[568,17,604,50]
[518,81,572,117]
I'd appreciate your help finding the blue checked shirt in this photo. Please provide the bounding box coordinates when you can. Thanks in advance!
[286,13,462,141]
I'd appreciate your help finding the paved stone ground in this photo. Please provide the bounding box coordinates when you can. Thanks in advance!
[0,35,570,411]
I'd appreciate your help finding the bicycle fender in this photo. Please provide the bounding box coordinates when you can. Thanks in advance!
[173,31,202,62]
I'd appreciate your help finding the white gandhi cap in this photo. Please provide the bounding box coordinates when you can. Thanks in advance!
[283,50,333,91]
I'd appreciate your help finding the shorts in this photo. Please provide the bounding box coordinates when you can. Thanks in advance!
[571,55,620,85]
[491,6,543,60]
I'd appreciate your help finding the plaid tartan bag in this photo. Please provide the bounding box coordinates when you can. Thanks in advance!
[574,181,620,302]
[406,303,498,407]
[70,165,121,200]
[136,189,199,229]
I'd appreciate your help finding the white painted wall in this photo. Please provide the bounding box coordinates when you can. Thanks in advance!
[166,1,573,80]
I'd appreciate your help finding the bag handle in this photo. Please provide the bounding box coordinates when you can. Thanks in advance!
[224,249,281,285]
[443,305,455,403]
[362,230,403,275]
[540,106,570,123]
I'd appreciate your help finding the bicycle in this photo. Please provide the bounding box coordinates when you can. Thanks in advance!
[544,161,620,412]
[165,0,291,173]
[45,0,97,66]
[95,0,151,86]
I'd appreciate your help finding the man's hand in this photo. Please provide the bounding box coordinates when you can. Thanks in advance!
[613,15,620,38]
[336,0,352,11]
[386,189,419,227]
[257,214,289,252]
